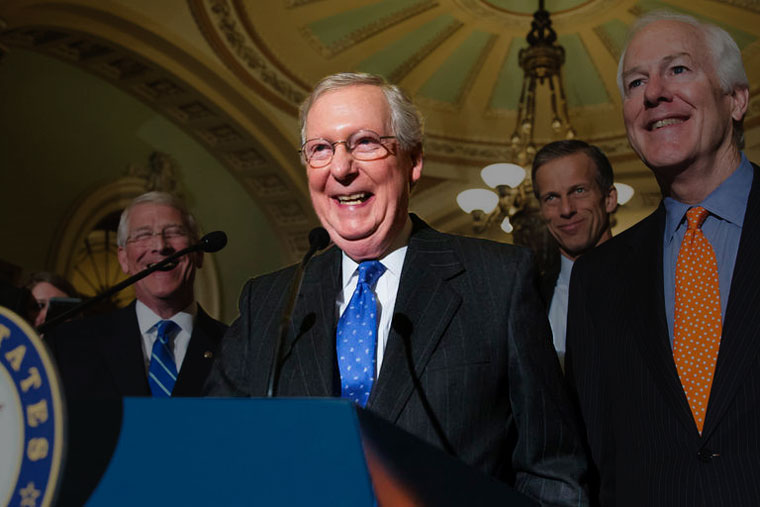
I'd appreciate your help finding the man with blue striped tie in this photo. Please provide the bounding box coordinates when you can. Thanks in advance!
[49,192,227,399]
[207,72,589,505]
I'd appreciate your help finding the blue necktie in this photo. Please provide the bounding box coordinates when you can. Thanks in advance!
[337,260,386,407]
[148,320,179,397]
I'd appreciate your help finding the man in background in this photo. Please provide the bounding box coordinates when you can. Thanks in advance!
[532,140,617,366]
[49,191,227,399]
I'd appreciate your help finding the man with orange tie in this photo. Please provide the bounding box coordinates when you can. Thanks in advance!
[565,10,757,506]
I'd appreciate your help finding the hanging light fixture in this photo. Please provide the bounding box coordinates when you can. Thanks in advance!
[457,0,571,242]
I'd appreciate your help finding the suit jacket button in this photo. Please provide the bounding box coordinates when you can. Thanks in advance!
[697,448,714,463]
[203,351,213,359]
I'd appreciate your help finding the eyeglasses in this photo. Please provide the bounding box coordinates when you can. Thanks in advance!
[126,225,188,245]
[300,130,397,168]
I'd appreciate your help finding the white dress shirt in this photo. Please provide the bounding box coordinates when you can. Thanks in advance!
[338,246,407,378]
[135,299,196,373]
[548,255,574,369]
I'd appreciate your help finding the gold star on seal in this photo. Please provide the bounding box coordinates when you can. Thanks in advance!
[20,481,41,507]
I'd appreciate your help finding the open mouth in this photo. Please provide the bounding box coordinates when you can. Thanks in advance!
[148,260,178,271]
[335,192,372,205]
[649,118,684,131]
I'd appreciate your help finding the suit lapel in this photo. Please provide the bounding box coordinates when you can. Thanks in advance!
[368,219,463,421]
[98,303,150,396]
[703,163,760,437]
[173,307,221,396]
[288,246,341,397]
[627,207,699,436]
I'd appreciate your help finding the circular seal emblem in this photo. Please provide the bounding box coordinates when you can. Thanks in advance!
[0,306,64,507]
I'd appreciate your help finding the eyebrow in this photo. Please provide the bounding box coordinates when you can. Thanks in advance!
[622,52,690,82]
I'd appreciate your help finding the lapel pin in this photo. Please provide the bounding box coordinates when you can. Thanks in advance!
[203,351,213,359]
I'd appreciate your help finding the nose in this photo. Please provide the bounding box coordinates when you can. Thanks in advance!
[559,196,576,218]
[147,232,173,253]
[329,142,358,182]
[643,74,672,108]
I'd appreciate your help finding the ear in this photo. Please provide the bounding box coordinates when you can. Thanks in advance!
[604,185,618,214]
[730,86,749,122]
[117,247,129,274]
[409,146,423,187]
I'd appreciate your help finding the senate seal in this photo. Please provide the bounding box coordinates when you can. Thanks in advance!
[0,306,64,507]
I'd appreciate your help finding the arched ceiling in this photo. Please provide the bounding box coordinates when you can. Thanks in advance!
[190,0,760,237]
[2,0,760,248]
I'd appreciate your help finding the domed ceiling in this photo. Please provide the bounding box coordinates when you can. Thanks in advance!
[190,0,760,237]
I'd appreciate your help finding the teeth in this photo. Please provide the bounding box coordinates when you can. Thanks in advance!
[336,193,370,205]
[652,118,683,130]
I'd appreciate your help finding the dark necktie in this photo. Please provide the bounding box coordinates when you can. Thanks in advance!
[337,260,386,407]
[148,320,179,397]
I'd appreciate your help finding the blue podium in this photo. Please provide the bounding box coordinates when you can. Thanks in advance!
[61,398,535,506]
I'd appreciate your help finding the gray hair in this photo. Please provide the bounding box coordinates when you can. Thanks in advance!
[117,191,199,247]
[298,72,424,154]
[616,10,749,148]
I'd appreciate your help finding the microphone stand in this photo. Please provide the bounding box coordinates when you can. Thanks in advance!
[266,228,329,397]
[38,232,226,334]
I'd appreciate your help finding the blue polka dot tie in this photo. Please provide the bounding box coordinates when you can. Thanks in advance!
[148,320,179,397]
[337,260,386,407]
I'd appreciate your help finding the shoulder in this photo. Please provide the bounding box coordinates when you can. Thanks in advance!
[48,305,133,340]
[574,206,663,276]
[410,215,533,266]
[195,306,229,337]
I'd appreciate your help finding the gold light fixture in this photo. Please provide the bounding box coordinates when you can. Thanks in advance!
[457,1,571,246]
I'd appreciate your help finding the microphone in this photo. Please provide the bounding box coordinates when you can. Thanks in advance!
[38,231,228,334]
[266,227,330,397]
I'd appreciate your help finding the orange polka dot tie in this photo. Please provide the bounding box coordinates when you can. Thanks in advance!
[673,206,722,434]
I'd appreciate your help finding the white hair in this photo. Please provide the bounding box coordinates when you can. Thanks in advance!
[117,191,199,247]
[298,72,424,154]
[616,10,749,147]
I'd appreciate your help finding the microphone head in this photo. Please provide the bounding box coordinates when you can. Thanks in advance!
[200,231,228,253]
[308,227,330,251]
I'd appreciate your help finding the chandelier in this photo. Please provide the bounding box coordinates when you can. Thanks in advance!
[457,0,572,242]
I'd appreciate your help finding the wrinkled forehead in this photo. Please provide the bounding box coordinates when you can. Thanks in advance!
[624,20,707,71]
[305,85,392,138]
[127,203,185,230]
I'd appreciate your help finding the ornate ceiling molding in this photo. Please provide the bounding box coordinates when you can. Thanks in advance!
[0,23,315,262]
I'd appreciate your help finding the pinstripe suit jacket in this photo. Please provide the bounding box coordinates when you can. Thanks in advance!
[206,215,589,505]
[565,163,760,506]
[49,302,227,399]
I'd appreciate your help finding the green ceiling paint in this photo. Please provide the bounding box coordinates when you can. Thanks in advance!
[418,31,494,103]
[594,18,629,62]
[306,0,432,49]
[357,15,462,79]
[489,39,524,110]
[560,33,610,107]
[634,1,755,49]
[482,0,587,14]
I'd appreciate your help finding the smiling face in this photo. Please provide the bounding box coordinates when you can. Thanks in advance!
[535,152,617,260]
[117,203,201,315]
[621,20,745,177]
[304,85,422,261]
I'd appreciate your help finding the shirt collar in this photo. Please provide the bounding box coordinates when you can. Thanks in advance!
[135,299,197,335]
[664,152,752,245]
[341,245,407,289]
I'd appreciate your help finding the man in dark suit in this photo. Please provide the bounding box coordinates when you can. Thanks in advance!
[532,140,618,367]
[566,11,756,506]
[49,192,227,399]
[206,72,589,504]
